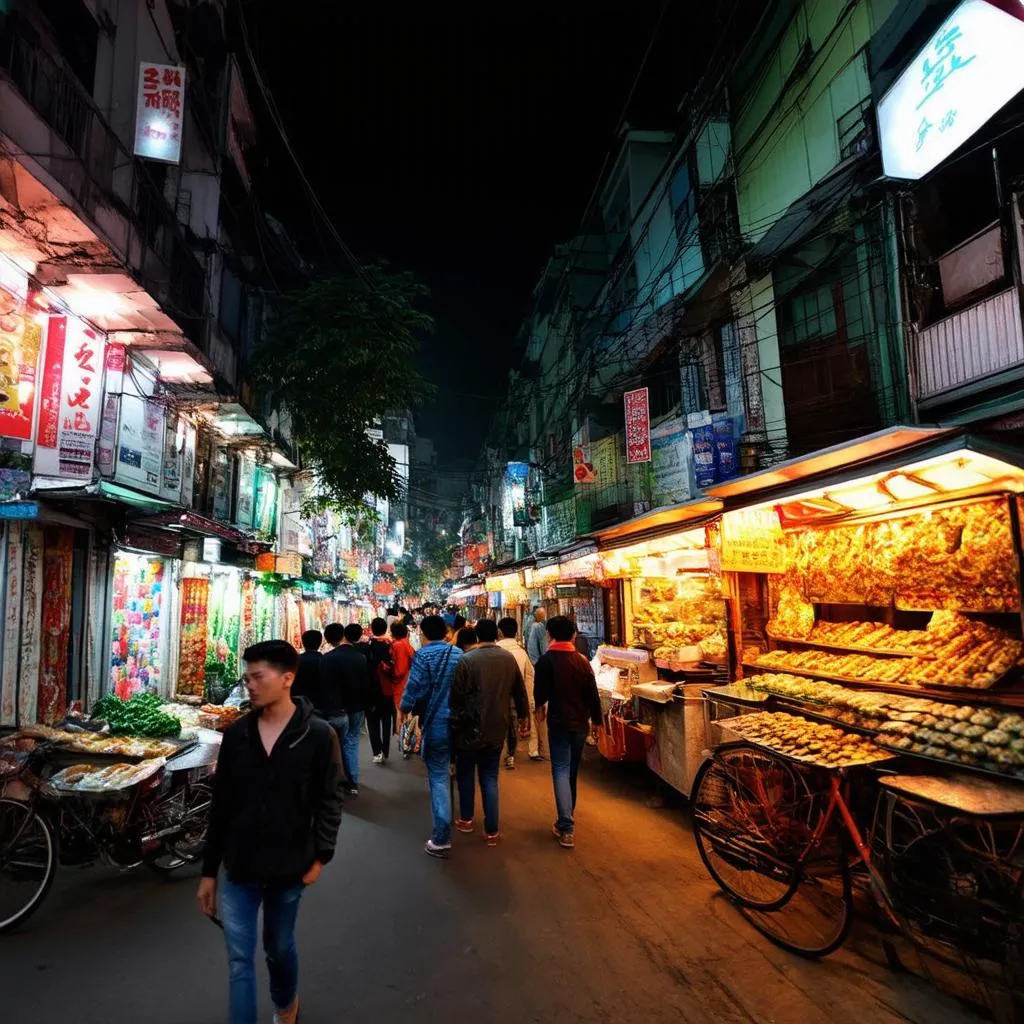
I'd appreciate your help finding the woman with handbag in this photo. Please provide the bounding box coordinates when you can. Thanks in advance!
[397,615,463,858]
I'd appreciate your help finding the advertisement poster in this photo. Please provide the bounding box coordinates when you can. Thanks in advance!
[688,411,716,490]
[134,62,186,164]
[591,435,618,488]
[180,420,196,508]
[211,447,232,522]
[34,316,106,480]
[650,416,692,506]
[714,415,738,482]
[116,394,165,494]
[505,461,530,527]
[254,466,278,537]
[624,387,652,463]
[720,508,787,574]
[161,415,182,501]
[0,284,42,441]
[236,455,256,528]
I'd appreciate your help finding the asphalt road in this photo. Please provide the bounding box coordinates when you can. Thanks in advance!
[0,737,989,1024]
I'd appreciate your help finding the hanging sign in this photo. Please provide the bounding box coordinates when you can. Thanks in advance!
[573,445,596,484]
[35,316,106,480]
[134,62,186,164]
[0,501,38,519]
[878,0,1024,180]
[719,508,788,574]
[0,285,43,441]
[624,387,651,464]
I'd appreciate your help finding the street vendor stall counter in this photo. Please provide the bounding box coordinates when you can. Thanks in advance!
[592,499,727,792]
[702,427,1024,787]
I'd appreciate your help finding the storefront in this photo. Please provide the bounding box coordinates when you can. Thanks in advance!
[450,578,487,621]
[484,569,529,629]
[591,500,725,790]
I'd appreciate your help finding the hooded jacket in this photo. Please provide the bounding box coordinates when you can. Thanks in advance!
[202,696,344,886]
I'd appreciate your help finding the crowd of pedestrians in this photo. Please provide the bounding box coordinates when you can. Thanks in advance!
[198,602,602,1022]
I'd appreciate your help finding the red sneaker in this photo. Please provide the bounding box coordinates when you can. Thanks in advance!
[455,819,474,833]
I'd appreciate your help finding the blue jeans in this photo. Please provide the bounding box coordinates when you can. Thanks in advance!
[455,745,502,834]
[422,739,452,846]
[548,725,588,834]
[330,711,365,785]
[221,878,304,1024]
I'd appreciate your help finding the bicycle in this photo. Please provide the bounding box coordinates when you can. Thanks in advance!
[0,741,215,934]
[691,741,1024,1013]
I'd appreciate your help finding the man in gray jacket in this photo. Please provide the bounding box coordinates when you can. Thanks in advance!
[450,618,529,845]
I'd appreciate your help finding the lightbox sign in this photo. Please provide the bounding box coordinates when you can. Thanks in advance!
[133,62,186,164]
[878,0,1024,180]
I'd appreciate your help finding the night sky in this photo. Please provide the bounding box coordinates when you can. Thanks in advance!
[247,3,724,461]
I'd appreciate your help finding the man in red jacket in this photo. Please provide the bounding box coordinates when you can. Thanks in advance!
[388,621,415,726]
[533,616,603,849]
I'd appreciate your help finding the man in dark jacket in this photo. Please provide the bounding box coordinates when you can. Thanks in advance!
[450,618,528,844]
[198,640,343,1024]
[365,617,394,764]
[534,615,603,850]
[291,630,322,703]
[319,622,372,795]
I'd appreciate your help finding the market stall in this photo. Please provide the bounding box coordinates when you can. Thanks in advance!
[691,429,1024,988]
[109,551,173,700]
[593,500,727,793]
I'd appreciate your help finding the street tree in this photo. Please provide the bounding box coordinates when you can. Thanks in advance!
[253,266,433,510]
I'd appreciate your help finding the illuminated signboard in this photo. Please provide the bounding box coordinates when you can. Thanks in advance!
[133,62,186,164]
[878,0,1024,180]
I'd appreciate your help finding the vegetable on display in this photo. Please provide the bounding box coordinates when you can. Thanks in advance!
[92,691,182,738]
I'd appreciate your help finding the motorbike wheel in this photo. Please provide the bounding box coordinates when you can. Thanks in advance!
[143,782,212,876]
[0,798,58,934]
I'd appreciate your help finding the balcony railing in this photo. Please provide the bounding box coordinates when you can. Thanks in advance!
[0,15,205,346]
[913,288,1024,402]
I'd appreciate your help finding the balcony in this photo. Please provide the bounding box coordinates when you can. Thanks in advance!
[0,15,205,347]
[912,288,1024,405]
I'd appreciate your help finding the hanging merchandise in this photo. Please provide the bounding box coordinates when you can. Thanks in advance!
[109,554,165,699]
[177,576,209,697]
[206,571,242,698]
[254,577,279,642]
[239,575,255,655]
[38,527,74,724]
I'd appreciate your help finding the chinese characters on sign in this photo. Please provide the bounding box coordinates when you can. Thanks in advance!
[624,387,651,464]
[719,508,788,574]
[133,62,186,164]
[879,0,1024,179]
[34,316,106,480]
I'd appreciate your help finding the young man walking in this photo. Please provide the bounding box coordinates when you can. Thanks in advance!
[497,616,545,762]
[450,618,529,845]
[534,616,603,849]
[291,629,322,703]
[399,614,462,858]
[365,617,394,763]
[319,622,372,795]
[198,640,343,1024]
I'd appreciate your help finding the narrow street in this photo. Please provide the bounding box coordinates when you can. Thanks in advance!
[0,738,985,1024]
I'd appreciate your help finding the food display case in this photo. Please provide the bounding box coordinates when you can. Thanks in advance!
[703,430,1024,783]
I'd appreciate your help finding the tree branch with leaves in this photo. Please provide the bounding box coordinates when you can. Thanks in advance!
[253,266,433,511]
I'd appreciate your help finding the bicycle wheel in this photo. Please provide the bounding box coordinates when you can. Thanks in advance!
[144,782,213,876]
[692,744,819,911]
[0,798,58,933]
[741,852,853,958]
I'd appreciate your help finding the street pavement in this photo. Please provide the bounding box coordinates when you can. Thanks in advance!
[0,736,988,1024]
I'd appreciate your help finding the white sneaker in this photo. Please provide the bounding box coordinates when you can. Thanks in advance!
[373,754,384,764]
[424,839,451,858]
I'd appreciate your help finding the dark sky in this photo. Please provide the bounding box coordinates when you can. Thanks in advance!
[247,3,723,460]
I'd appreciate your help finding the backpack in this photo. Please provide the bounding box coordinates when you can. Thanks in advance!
[450,667,487,753]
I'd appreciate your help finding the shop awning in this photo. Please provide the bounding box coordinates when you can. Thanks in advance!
[708,429,1024,525]
[591,498,723,548]
[98,481,178,514]
[134,509,254,548]
[706,426,951,502]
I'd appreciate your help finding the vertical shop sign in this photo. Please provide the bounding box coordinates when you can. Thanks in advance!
[35,316,105,480]
[38,526,73,724]
[624,387,651,464]
[18,524,43,725]
[180,420,196,508]
[134,62,186,164]
[506,461,530,527]
[0,523,22,726]
[0,285,43,441]
[254,466,278,537]
[689,411,716,490]
[211,447,232,522]
[236,455,256,528]
[96,395,119,477]
[161,415,182,501]
[714,415,738,481]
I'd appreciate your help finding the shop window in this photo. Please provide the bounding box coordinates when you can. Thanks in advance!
[36,0,98,92]
[642,349,681,419]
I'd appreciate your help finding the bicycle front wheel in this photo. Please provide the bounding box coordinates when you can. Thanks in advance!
[692,744,810,910]
[0,798,58,933]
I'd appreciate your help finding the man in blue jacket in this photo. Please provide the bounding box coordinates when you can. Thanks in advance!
[399,614,462,858]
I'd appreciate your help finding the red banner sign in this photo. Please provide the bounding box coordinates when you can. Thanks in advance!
[624,387,651,464]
